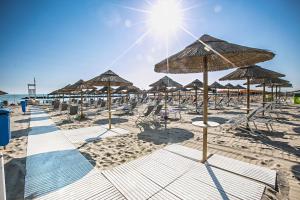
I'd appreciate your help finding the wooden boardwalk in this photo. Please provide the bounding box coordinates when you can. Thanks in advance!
[24,107,276,200]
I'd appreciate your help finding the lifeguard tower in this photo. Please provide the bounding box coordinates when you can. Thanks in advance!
[27,78,36,99]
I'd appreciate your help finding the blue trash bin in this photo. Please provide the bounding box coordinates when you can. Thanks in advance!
[0,108,11,146]
[21,100,26,113]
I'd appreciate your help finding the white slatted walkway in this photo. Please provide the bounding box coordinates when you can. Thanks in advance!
[184,164,265,200]
[62,125,129,143]
[103,147,266,200]
[25,107,124,199]
[163,144,202,162]
[207,154,277,189]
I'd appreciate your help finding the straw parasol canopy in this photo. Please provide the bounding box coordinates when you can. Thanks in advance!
[247,77,288,102]
[68,80,96,118]
[86,70,132,129]
[154,34,274,162]
[115,85,141,94]
[209,81,225,109]
[209,81,225,89]
[224,83,235,106]
[220,65,284,113]
[0,90,7,95]
[185,79,203,113]
[149,76,182,129]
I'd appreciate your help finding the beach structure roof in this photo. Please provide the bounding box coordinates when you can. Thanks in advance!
[224,83,236,89]
[86,70,132,129]
[248,77,289,86]
[115,85,141,94]
[68,80,96,91]
[184,79,203,89]
[149,76,182,89]
[209,81,225,89]
[86,70,132,87]
[155,34,275,73]
[0,90,7,95]
[219,65,284,81]
[154,34,274,162]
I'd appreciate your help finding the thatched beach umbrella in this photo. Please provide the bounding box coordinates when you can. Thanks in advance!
[185,79,203,113]
[234,84,246,103]
[209,81,225,109]
[249,77,287,106]
[224,83,235,106]
[0,90,7,96]
[68,80,95,118]
[220,65,283,114]
[155,34,274,162]
[115,85,141,103]
[150,76,182,129]
[86,70,132,129]
[57,84,73,102]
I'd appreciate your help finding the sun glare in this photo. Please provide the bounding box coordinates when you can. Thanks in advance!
[148,0,183,37]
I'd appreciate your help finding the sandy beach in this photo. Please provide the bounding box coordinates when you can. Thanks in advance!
[3,101,299,199]
[36,102,300,199]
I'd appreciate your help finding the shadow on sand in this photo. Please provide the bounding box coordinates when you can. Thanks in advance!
[138,125,194,145]
[94,118,128,125]
[191,116,228,124]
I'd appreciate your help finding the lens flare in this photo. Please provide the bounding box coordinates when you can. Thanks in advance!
[148,0,183,37]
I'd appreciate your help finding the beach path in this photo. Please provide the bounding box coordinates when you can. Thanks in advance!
[24,106,125,199]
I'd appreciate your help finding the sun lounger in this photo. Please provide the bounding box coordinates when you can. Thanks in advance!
[135,105,155,124]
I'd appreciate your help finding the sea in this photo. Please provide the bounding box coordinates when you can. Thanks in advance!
[0,94,48,104]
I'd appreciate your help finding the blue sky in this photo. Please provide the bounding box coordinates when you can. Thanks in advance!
[0,0,299,94]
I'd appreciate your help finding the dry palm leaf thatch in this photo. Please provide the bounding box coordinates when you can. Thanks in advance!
[116,85,141,93]
[185,79,203,89]
[86,70,132,87]
[0,90,8,95]
[154,34,275,162]
[248,77,289,86]
[86,70,132,129]
[224,83,235,89]
[149,76,182,88]
[209,81,225,89]
[155,34,274,73]
[219,65,284,81]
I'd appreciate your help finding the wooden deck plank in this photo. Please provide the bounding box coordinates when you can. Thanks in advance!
[207,154,277,189]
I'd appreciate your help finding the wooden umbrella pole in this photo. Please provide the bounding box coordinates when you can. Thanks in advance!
[275,86,278,102]
[178,90,181,107]
[202,56,208,163]
[247,77,250,114]
[63,93,64,102]
[271,86,274,102]
[80,89,83,118]
[108,81,112,129]
[165,90,167,129]
[262,83,266,116]
[214,87,217,109]
[227,88,229,106]
[195,88,198,113]
[237,89,240,103]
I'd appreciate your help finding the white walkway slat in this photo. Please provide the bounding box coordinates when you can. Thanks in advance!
[102,163,162,200]
[163,144,202,162]
[207,154,277,189]
[126,156,183,187]
[34,172,125,200]
[166,175,240,200]
[149,189,182,200]
[149,149,198,174]
[25,107,121,200]
[185,164,265,200]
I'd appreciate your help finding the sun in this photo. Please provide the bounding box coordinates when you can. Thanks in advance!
[148,0,184,37]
